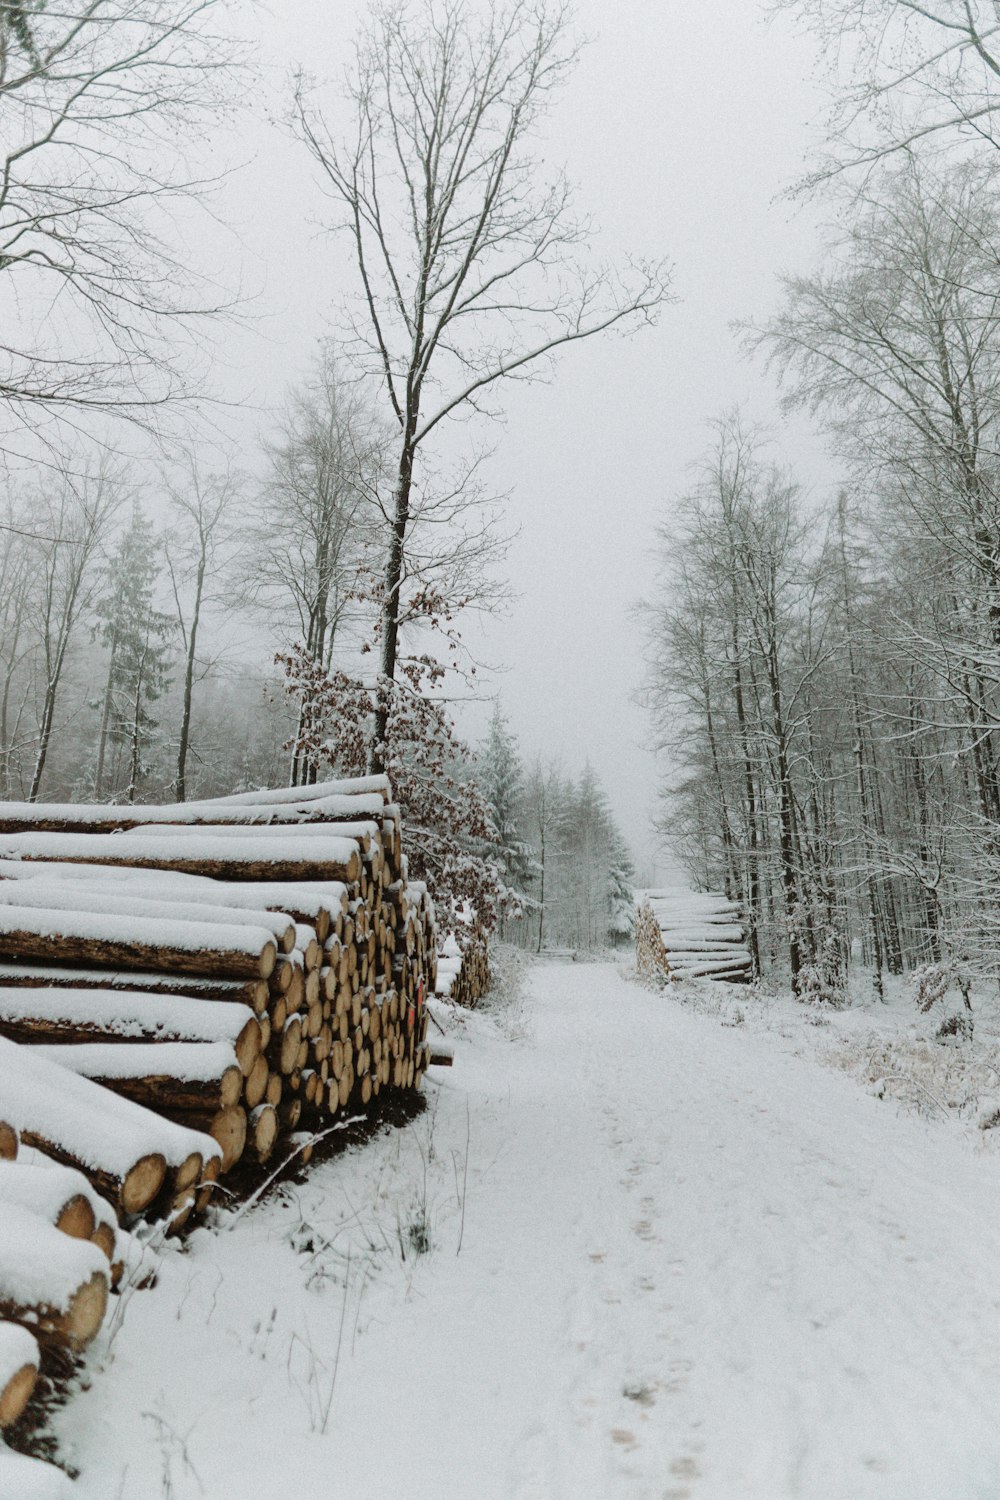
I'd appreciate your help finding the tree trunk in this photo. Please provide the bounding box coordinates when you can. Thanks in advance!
[175,550,205,802]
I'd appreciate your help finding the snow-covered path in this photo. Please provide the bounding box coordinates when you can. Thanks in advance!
[58,961,1000,1499]
[392,962,1000,1499]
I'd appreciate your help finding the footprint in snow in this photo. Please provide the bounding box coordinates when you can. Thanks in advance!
[610,1428,638,1450]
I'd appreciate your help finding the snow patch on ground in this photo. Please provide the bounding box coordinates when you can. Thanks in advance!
[19,957,1000,1500]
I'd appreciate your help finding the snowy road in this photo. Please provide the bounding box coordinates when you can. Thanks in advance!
[393,962,1000,1500]
[58,961,1000,1499]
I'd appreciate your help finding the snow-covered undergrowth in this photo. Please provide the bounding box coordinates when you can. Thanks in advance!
[27,982,526,1498]
[632,962,1000,1140]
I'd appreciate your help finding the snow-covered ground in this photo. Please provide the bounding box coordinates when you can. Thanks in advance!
[21,958,1000,1499]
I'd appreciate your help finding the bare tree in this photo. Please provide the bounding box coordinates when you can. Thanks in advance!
[164,456,241,801]
[293,0,672,769]
[0,0,238,449]
[772,0,1000,178]
[24,460,123,800]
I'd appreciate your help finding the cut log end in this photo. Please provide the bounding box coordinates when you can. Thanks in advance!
[0,1359,38,1428]
[173,1151,203,1195]
[0,1123,17,1161]
[249,1104,278,1163]
[121,1153,167,1215]
[259,939,277,980]
[65,1270,109,1349]
[90,1222,116,1264]
[209,1107,247,1173]
[54,1194,97,1242]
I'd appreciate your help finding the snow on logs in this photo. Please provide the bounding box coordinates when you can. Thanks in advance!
[0,986,262,1074]
[636,890,752,984]
[433,907,489,1008]
[0,1036,220,1215]
[0,775,437,1241]
[0,830,362,884]
[0,1203,108,1350]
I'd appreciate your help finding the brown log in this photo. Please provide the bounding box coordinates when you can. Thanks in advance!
[29,1042,245,1116]
[243,1053,269,1109]
[248,1104,278,1163]
[0,882,296,955]
[0,831,362,884]
[0,1038,233,1214]
[169,1106,246,1173]
[0,907,277,982]
[0,988,261,1075]
[0,964,269,1013]
[0,1123,16,1161]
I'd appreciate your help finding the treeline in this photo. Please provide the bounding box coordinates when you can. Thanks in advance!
[480,708,634,952]
[0,354,381,807]
[645,153,1000,997]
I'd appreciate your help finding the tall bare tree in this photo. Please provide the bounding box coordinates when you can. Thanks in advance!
[293,0,672,770]
[164,456,241,801]
[24,461,123,800]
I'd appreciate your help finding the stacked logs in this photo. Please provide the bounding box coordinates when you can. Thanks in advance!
[0,777,438,1199]
[434,910,490,1008]
[0,1122,119,1438]
[636,889,752,984]
[0,774,443,1439]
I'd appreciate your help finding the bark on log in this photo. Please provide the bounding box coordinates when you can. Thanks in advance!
[0,964,269,1014]
[0,1036,221,1214]
[0,791,386,834]
[0,883,296,954]
[29,1041,245,1116]
[0,908,277,982]
[0,987,260,1073]
[0,831,361,884]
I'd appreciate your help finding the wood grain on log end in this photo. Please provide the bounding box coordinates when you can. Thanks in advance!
[54,1194,96,1241]
[0,1359,37,1428]
[65,1270,109,1349]
[121,1153,167,1215]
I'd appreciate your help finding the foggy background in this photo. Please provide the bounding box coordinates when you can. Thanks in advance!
[186,0,836,876]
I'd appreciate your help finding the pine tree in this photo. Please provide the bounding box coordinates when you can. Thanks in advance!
[93,508,173,801]
[479,702,532,931]
[606,832,636,948]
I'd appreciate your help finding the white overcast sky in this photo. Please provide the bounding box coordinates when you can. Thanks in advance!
[201,0,837,878]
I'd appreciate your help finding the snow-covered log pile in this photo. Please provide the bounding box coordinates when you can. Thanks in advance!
[434,907,490,1007]
[0,1125,121,1450]
[636,890,752,984]
[0,776,438,1238]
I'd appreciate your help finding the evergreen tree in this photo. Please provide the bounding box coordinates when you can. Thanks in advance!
[94,508,173,801]
[607,829,636,947]
[479,702,532,930]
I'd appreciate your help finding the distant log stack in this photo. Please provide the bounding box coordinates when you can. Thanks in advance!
[0,773,442,1433]
[636,890,752,984]
[433,906,490,1008]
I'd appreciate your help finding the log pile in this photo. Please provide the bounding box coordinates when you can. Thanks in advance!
[0,774,443,1438]
[434,908,490,1008]
[636,889,752,984]
[0,1123,119,1469]
[0,774,446,1440]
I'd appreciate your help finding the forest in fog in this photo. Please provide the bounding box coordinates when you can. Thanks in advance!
[7,0,1000,987]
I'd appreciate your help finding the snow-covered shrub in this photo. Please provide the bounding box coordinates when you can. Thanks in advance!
[936,1011,974,1043]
